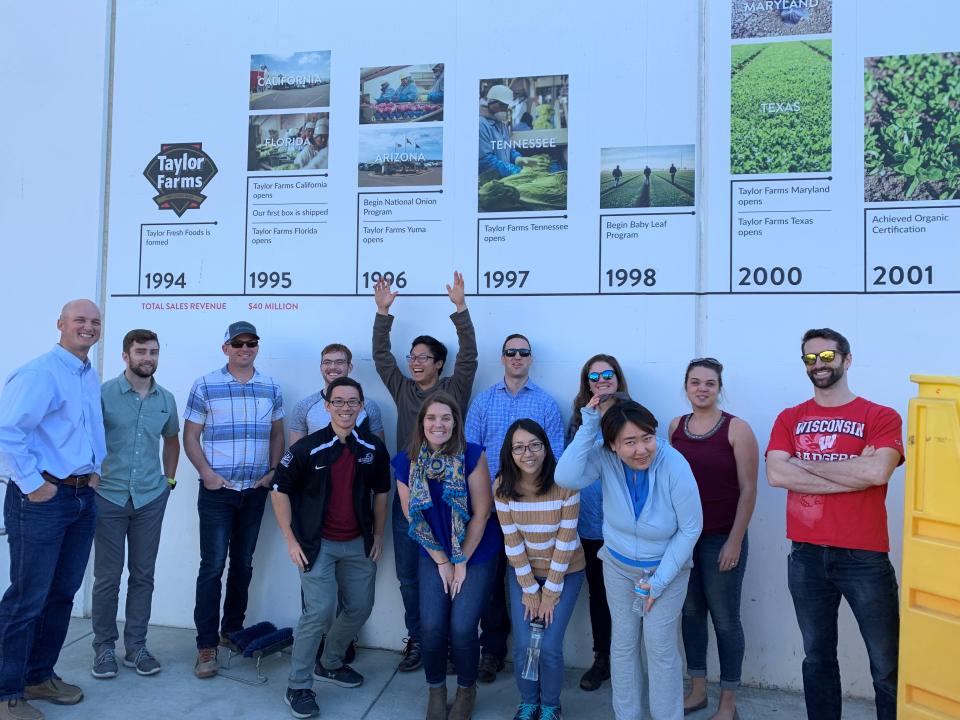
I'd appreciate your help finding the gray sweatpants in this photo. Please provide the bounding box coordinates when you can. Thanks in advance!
[604,561,690,720]
[91,490,169,655]
[288,537,376,689]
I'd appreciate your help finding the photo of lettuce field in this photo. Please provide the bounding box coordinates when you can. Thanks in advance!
[599,169,694,208]
[865,52,960,202]
[730,40,832,174]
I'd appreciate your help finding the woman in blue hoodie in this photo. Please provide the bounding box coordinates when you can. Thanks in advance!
[556,397,702,720]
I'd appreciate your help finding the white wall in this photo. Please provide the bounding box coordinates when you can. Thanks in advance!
[3,0,952,699]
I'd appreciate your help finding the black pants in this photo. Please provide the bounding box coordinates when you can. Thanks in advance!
[581,537,611,655]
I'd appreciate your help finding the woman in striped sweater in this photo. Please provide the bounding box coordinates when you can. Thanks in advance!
[494,418,585,720]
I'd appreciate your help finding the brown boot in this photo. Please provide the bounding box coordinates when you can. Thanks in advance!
[426,685,447,720]
[449,684,476,720]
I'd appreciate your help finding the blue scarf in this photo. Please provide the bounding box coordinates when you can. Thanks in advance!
[407,443,470,564]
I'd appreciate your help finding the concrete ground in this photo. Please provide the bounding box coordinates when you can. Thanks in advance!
[34,619,877,719]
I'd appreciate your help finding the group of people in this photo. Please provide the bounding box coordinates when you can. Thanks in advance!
[0,280,903,720]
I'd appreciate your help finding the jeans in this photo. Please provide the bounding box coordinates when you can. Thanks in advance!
[0,483,97,700]
[419,555,496,687]
[508,570,584,708]
[392,493,421,642]
[92,490,169,655]
[605,561,690,720]
[787,542,899,720]
[682,532,747,688]
[479,547,510,660]
[581,537,611,655]
[194,484,268,649]
[289,538,376,689]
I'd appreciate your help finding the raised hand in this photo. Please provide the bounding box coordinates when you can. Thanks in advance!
[445,271,466,312]
[374,277,399,315]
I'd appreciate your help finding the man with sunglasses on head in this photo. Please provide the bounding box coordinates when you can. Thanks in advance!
[272,377,390,719]
[464,333,564,682]
[371,271,478,672]
[766,328,903,720]
[183,321,284,680]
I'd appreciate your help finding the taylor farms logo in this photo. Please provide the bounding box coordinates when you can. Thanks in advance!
[143,143,218,217]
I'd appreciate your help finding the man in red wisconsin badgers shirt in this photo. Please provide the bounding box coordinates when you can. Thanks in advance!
[766,328,902,720]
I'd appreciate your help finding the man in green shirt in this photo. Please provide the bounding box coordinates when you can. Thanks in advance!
[91,329,179,680]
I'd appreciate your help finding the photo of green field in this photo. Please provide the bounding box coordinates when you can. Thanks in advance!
[600,145,695,209]
[730,40,832,174]
[865,52,960,202]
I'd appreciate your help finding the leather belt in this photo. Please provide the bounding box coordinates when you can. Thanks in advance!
[41,471,91,488]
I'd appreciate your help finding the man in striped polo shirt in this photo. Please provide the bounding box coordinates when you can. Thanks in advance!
[183,321,285,679]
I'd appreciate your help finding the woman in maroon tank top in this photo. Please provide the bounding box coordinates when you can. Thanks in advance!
[667,358,758,720]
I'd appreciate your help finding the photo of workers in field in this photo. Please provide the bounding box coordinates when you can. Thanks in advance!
[600,146,695,208]
[358,126,442,188]
[247,113,329,172]
[731,0,832,39]
[359,64,444,125]
[249,51,331,111]
[730,40,831,174]
[478,75,568,213]
[865,51,960,202]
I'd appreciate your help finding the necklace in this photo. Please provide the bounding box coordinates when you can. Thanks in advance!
[683,412,725,440]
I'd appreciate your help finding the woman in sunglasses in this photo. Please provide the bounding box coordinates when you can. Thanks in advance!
[556,397,702,720]
[565,354,630,691]
[394,392,501,720]
[494,419,585,720]
[668,358,757,720]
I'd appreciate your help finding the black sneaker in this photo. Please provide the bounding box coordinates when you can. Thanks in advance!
[477,654,504,684]
[579,652,610,691]
[284,687,319,719]
[313,662,363,688]
[317,636,358,665]
[397,637,422,672]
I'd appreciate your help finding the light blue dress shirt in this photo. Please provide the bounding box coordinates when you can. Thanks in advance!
[0,344,106,493]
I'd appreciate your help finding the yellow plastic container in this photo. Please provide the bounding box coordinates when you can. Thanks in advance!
[899,376,960,718]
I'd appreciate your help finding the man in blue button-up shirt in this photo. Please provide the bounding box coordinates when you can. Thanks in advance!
[0,298,105,716]
[465,333,564,683]
[90,329,179,681]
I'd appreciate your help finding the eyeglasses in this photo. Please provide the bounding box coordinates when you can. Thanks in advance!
[588,369,616,382]
[328,398,362,408]
[502,348,531,358]
[229,340,259,349]
[321,359,349,367]
[511,440,545,456]
[406,353,436,364]
[801,350,840,366]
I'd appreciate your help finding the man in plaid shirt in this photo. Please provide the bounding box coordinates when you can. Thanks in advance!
[183,321,284,679]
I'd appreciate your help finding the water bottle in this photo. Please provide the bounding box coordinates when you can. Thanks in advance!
[520,620,545,681]
[632,568,654,615]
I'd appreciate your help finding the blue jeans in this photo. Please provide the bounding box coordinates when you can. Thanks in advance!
[479,547,510,660]
[194,485,268,649]
[682,532,747,688]
[392,493,421,641]
[508,570,584,708]
[419,555,496,687]
[787,542,899,720]
[0,483,96,700]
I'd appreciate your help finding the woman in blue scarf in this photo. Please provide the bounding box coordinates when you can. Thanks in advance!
[395,392,501,720]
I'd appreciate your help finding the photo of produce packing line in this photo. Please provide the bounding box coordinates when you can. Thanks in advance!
[730,39,832,174]
[247,112,329,172]
[600,144,695,209]
[478,75,568,213]
[359,64,444,124]
[865,51,960,202]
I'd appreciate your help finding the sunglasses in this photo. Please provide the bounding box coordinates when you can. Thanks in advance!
[229,340,259,349]
[503,348,531,358]
[588,369,616,382]
[801,350,839,366]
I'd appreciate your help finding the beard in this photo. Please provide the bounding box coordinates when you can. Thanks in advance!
[807,365,843,389]
[129,363,156,378]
